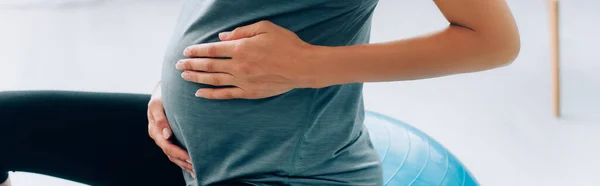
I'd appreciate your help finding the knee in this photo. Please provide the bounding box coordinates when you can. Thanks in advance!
[0,172,9,186]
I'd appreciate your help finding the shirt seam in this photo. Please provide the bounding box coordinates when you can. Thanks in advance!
[286,89,319,184]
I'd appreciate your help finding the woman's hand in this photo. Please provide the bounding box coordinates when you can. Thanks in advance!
[177,21,317,100]
[147,82,195,178]
[179,0,520,89]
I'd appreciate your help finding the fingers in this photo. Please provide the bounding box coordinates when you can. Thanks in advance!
[219,20,274,41]
[147,97,195,179]
[147,106,158,139]
[168,155,192,170]
[148,98,171,139]
[148,98,189,163]
[155,136,193,177]
[149,115,195,179]
[185,21,279,57]
[148,116,171,141]
[156,138,191,162]
[168,155,195,178]
[184,40,236,58]
[181,71,238,87]
[195,87,247,100]
[147,108,154,123]
[175,58,235,73]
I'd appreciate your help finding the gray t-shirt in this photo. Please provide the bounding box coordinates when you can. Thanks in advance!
[161,1,382,185]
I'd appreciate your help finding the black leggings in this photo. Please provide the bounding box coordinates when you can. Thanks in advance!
[0,90,186,186]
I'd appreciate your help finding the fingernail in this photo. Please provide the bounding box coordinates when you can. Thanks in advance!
[195,90,202,97]
[176,60,185,70]
[219,32,230,39]
[162,128,171,139]
[181,72,190,80]
[190,171,196,179]
[186,159,192,164]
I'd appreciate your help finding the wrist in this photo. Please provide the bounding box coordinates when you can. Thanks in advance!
[298,45,336,89]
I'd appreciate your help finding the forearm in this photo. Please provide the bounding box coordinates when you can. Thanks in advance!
[310,25,519,87]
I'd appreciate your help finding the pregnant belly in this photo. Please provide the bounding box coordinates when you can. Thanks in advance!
[161,72,316,181]
[162,76,314,137]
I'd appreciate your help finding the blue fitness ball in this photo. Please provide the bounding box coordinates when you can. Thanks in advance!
[364,111,479,186]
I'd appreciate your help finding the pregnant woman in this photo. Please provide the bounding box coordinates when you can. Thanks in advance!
[1,0,519,185]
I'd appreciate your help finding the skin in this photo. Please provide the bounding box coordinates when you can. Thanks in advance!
[176,0,520,99]
[147,82,195,178]
[150,0,520,178]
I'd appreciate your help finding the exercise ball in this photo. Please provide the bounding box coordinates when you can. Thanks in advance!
[364,111,479,186]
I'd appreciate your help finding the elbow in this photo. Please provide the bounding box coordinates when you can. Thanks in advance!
[502,35,521,66]
[486,32,521,68]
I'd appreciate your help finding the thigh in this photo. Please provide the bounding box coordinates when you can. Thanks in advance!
[0,90,185,186]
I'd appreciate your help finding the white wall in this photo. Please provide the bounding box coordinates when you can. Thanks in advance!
[1,0,599,185]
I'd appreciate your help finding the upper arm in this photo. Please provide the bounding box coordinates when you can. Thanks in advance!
[433,0,517,33]
[434,0,520,60]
